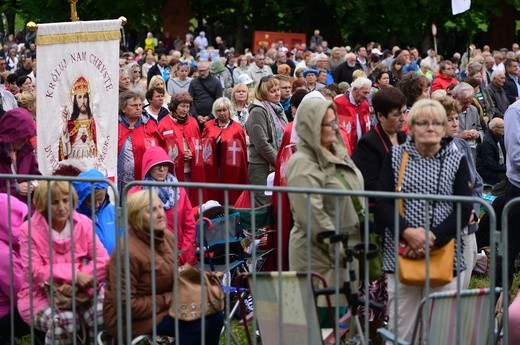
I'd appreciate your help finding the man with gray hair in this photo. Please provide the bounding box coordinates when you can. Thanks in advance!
[314,53,334,84]
[334,76,372,153]
[453,82,483,160]
[486,69,509,117]
[333,52,362,84]
[247,53,273,86]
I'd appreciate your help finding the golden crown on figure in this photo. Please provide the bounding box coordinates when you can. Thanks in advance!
[72,76,90,95]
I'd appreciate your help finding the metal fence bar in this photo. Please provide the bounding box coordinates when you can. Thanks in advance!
[0,173,501,345]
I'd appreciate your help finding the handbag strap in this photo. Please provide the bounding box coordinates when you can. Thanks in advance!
[396,150,409,217]
[334,169,363,220]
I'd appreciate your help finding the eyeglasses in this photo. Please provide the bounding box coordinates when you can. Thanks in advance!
[198,68,209,72]
[152,163,170,170]
[414,120,445,128]
[321,119,339,129]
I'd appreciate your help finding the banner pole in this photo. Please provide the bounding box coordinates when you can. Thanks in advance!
[69,0,79,22]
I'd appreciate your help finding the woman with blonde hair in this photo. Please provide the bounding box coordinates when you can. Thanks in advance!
[230,83,251,127]
[245,76,288,205]
[376,99,473,343]
[104,189,223,343]
[18,180,109,344]
[148,75,171,107]
[18,91,37,150]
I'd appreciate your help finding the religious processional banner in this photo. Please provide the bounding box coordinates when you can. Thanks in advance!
[36,19,121,180]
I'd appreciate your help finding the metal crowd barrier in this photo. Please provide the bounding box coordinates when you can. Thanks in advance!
[0,173,507,345]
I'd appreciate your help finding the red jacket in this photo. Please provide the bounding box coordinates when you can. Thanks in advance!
[118,116,165,181]
[431,73,459,93]
[201,120,248,205]
[157,115,207,205]
[334,93,370,155]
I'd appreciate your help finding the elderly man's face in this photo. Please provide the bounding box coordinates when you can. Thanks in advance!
[457,92,474,112]
[352,85,371,103]
[493,73,506,87]
[255,56,265,68]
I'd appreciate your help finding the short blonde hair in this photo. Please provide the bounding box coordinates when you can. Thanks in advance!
[254,76,279,101]
[148,75,166,91]
[127,189,157,232]
[407,98,447,128]
[18,91,36,110]
[212,97,232,116]
[33,180,78,215]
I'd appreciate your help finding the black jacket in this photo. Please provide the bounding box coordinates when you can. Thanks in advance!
[333,61,362,84]
[146,63,163,87]
[503,73,519,105]
[476,131,506,185]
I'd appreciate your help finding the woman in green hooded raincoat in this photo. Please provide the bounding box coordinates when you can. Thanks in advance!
[286,98,364,307]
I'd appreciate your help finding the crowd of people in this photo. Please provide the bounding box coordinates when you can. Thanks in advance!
[2,28,520,344]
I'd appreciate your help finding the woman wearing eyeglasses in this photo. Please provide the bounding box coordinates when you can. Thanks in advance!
[286,98,364,320]
[375,99,473,343]
[167,61,193,97]
[139,146,196,265]
[118,90,165,194]
[245,76,288,206]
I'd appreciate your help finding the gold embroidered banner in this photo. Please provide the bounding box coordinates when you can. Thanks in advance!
[36,19,121,180]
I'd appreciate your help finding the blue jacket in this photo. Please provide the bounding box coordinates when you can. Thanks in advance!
[72,169,119,255]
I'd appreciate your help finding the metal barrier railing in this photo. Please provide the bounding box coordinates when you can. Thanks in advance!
[0,173,505,345]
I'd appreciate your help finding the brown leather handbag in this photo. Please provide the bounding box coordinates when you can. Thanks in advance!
[169,264,224,321]
[396,150,455,287]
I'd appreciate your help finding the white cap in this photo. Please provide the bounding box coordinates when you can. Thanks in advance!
[371,48,383,56]
[264,172,275,196]
[201,200,222,213]
[237,74,254,85]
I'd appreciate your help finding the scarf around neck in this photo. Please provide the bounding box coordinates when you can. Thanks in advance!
[262,100,287,150]
[143,173,181,209]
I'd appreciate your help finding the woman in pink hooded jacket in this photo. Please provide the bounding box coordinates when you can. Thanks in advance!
[17,181,109,344]
[0,194,31,343]
[141,146,196,265]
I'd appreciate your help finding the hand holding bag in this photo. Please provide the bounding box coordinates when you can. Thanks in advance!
[169,264,224,321]
[396,150,454,287]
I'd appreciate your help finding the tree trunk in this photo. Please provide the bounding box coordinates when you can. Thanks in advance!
[235,6,245,53]
[488,1,518,50]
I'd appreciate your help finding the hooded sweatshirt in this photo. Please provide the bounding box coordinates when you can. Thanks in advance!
[141,146,196,265]
[286,98,364,306]
[0,194,27,319]
[0,108,40,201]
[72,169,118,255]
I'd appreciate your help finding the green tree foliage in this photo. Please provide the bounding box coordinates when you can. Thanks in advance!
[16,0,167,31]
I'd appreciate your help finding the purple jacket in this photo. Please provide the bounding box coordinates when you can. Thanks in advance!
[17,211,109,324]
[0,108,40,201]
[0,194,27,319]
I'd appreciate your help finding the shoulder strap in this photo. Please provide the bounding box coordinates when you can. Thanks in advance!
[334,169,363,220]
[197,78,217,101]
[396,150,409,217]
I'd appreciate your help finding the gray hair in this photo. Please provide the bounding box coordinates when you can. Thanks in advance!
[119,89,144,112]
[351,76,372,90]
[452,82,474,99]
[491,69,505,80]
